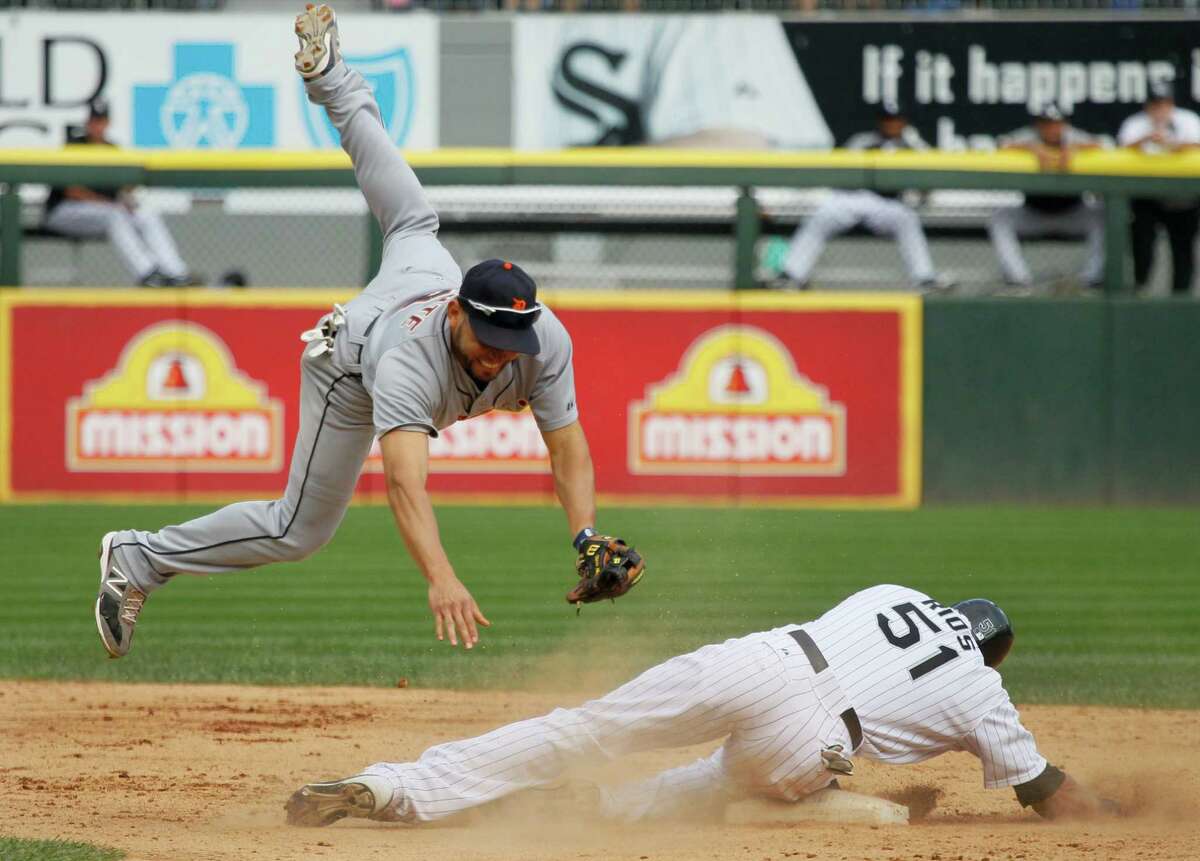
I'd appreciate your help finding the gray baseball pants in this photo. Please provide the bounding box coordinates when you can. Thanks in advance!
[108,60,453,594]
[45,201,188,282]
[988,202,1105,286]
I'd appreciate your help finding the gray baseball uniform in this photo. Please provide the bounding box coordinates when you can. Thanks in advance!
[988,125,1105,287]
[107,60,578,594]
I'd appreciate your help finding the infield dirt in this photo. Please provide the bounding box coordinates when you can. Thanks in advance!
[3,680,1197,861]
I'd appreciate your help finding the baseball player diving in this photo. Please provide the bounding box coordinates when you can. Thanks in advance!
[93,4,644,659]
[286,585,1118,827]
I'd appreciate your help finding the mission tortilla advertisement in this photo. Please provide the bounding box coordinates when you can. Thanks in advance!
[0,290,920,508]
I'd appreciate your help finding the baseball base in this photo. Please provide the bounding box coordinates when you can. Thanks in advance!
[725,787,910,826]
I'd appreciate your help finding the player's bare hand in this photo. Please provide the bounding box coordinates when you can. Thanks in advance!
[1032,774,1121,821]
[1036,148,1066,172]
[428,577,491,649]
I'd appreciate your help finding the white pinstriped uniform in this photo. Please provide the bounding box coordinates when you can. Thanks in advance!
[805,585,1045,787]
[362,585,1047,822]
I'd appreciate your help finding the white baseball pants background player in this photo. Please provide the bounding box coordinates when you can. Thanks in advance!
[987,202,1105,287]
[357,627,855,823]
[783,190,937,286]
[44,200,189,283]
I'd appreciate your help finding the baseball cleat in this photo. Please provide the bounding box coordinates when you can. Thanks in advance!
[294,4,340,81]
[94,531,147,659]
[285,773,395,827]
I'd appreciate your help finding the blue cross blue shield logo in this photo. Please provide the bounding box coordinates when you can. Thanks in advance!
[134,44,274,148]
[301,48,415,147]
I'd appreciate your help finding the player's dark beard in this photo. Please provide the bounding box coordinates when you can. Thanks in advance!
[450,323,493,389]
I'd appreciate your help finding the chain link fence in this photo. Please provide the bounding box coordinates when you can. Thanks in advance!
[21,187,368,288]
[753,188,1111,295]
[20,182,1181,295]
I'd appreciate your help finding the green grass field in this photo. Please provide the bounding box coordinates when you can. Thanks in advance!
[0,838,121,861]
[1,504,1197,708]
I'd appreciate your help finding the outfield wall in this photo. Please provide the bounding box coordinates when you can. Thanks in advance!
[924,299,1200,506]
[1,289,1194,507]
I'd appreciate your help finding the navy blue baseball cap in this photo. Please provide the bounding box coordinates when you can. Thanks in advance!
[458,259,542,355]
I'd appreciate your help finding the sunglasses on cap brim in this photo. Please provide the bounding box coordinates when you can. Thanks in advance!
[462,297,543,321]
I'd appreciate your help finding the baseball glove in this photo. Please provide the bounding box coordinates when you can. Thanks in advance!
[566,535,646,605]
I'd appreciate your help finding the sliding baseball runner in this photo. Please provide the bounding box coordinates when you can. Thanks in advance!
[93,4,644,660]
[286,584,1118,826]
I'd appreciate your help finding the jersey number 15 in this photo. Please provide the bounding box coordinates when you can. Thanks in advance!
[876,600,976,681]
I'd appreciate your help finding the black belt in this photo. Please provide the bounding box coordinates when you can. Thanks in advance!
[788,628,863,751]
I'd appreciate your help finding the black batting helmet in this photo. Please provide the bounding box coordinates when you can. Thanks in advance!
[953,598,1014,668]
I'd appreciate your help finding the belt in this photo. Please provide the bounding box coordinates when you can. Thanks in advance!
[788,628,863,751]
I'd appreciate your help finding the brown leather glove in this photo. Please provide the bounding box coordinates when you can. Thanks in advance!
[566,535,645,605]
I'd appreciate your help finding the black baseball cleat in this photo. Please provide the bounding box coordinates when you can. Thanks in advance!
[94,531,147,659]
[285,773,396,827]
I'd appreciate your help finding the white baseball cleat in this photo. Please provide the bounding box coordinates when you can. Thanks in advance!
[285,773,396,827]
[294,3,341,81]
[94,531,147,659]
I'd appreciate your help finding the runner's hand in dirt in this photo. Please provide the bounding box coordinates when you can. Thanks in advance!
[1032,774,1121,820]
[428,576,490,649]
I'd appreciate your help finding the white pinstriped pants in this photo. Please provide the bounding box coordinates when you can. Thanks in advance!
[365,627,857,823]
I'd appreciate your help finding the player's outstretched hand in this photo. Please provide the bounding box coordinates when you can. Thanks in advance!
[428,576,491,649]
[1032,774,1122,821]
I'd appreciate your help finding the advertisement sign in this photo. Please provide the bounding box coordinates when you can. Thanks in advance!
[511,15,1199,152]
[0,291,919,508]
[787,19,1200,150]
[627,325,847,477]
[0,12,438,149]
[365,411,551,474]
[65,321,285,473]
[512,15,833,150]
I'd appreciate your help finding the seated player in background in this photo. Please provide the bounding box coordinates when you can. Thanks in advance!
[773,103,953,293]
[286,584,1117,827]
[988,104,1105,292]
[42,99,200,287]
[1117,82,1200,296]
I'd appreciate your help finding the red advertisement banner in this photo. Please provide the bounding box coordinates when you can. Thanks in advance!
[0,290,920,507]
